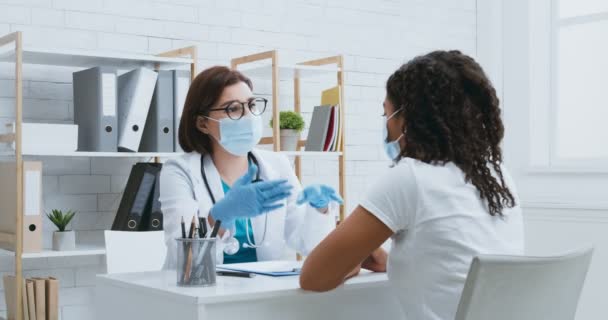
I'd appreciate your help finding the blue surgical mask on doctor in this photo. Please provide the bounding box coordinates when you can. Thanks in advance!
[382,108,405,161]
[204,101,264,156]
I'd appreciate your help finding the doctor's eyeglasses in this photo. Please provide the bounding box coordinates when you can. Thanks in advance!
[208,97,268,120]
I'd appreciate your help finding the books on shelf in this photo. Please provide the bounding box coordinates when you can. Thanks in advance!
[305,86,342,152]
[321,86,342,152]
[305,104,341,152]
[2,275,58,320]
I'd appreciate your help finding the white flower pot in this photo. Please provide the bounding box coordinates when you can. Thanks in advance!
[52,231,75,251]
[280,129,300,151]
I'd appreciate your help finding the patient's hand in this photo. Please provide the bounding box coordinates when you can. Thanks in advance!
[345,264,362,280]
[362,248,388,272]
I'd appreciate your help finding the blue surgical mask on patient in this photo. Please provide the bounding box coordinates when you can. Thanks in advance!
[382,108,405,161]
[205,115,262,156]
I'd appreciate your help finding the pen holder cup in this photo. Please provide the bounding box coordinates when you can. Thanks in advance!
[176,238,217,287]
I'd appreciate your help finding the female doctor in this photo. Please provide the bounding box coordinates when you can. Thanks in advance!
[159,66,343,268]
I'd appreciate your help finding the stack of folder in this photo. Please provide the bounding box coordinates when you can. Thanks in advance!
[73,67,190,153]
[111,162,163,231]
[2,275,58,320]
[304,86,343,152]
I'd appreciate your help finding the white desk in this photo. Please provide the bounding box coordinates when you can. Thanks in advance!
[95,269,404,320]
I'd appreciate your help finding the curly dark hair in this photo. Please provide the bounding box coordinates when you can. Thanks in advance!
[386,50,515,216]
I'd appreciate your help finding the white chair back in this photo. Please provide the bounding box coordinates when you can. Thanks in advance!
[455,246,593,320]
[104,230,166,274]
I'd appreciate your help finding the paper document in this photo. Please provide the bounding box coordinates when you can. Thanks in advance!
[217,260,304,277]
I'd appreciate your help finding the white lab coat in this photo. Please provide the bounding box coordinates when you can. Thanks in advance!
[159,149,337,269]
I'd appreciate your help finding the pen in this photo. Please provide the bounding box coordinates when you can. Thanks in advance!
[188,216,196,239]
[217,271,256,278]
[180,216,186,239]
[209,220,221,238]
[199,217,207,238]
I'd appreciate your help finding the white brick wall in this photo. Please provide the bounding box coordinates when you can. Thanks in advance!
[0,1,477,319]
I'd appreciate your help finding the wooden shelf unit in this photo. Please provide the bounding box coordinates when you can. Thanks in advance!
[231,50,347,222]
[0,31,197,320]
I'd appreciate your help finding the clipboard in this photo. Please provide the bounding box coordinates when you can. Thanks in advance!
[217,260,303,277]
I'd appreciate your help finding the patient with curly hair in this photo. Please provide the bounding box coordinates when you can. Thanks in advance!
[300,50,524,320]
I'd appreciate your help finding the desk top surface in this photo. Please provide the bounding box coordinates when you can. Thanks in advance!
[96,266,389,305]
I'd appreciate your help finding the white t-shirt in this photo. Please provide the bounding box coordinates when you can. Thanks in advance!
[360,158,524,320]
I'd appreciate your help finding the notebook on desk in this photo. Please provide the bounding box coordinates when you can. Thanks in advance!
[217,260,303,277]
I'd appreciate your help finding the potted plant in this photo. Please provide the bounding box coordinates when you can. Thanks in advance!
[47,209,76,251]
[270,111,305,151]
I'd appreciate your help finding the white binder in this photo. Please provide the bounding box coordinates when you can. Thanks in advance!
[73,67,118,152]
[117,68,158,152]
[173,70,190,152]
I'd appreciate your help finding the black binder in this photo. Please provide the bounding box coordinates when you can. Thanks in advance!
[111,163,161,231]
[140,164,163,231]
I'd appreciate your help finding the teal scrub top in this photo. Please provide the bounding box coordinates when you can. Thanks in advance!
[221,180,258,264]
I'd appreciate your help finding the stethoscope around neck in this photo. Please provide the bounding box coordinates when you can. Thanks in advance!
[200,152,269,251]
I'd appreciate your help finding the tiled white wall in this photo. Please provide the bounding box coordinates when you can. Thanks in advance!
[0,0,477,319]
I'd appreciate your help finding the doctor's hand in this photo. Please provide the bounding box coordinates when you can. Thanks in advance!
[210,164,293,229]
[297,184,343,212]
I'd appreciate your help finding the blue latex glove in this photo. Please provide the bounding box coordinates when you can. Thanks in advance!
[210,164,293,229]
[296,184,343,209]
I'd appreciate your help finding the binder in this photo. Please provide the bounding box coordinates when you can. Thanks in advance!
[2,275,16,319]
[32,278,45,320]
[73,67,118,152]
[111,163,161,231]
[141,165,163,231]
[26,279,36,320]
[23,161,42,253]
[117,68,158,152]
[140,70,174,152]
[173,70,191,152]
[45,277,59,320]
[305,105,332,151]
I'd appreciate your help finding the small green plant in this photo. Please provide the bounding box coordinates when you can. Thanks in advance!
[270,111,305,132]
[47,209,76,232]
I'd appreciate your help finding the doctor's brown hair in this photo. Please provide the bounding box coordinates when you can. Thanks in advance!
[386,50,515,216]
[178,66,253,154]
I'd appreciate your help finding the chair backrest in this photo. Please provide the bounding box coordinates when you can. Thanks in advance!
[455,246,593,320]
[104,230,167,274]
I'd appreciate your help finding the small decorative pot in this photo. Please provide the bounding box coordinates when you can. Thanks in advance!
[280,129,300,151]
[52,230,76,251]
